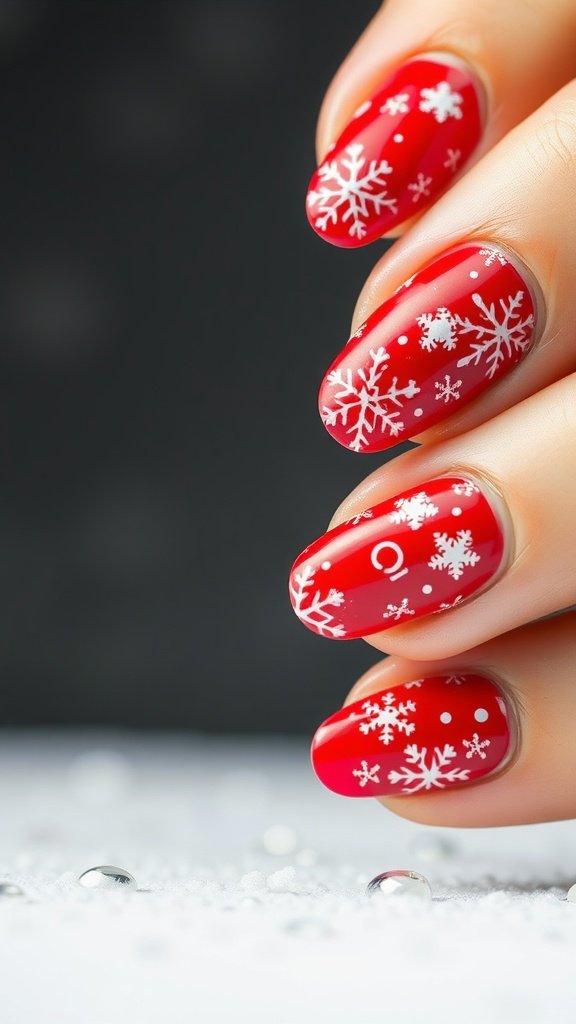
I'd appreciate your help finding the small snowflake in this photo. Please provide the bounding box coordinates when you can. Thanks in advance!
[388,744,470,793]
[417,307,459,352]
[479,246,508,267]
[359,691,416,746]
[451,481,479,497]
[435,374,462,403]
[444,672,466,684]
[408,172,432,203]
[289,565,346,638]
[389,491,439,531]
[380,93,410,116]
[352,760,381,788]
[383,598,415,621]
[428,530,481,581]
[443,148,461,170]
[395,273,417,293]
[456,291,535,379]
[351,323,367,340]
[462,733,491,760]
[419,81,464,123]
[404,680,424,690]
[346,510,374,526]
[307,143,398,240]
[433,595,464,615]
[321,346,420,452]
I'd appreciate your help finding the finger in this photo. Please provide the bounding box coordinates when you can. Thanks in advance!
[311,613,576,827]
[320,79,576,454]
[290,370,576,658]
[307,0,576,246]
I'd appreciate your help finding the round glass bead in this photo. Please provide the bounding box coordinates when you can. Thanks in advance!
[78,865,136,890]
[367,869,432,900]
[566,883,576,903]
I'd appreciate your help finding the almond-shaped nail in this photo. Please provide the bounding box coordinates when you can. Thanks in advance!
[312,673,513,797]
[320,244,536,453]
[289,476,505,640]
[306,57,482,247]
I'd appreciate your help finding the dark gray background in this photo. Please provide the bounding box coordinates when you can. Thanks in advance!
[0,0,409,732]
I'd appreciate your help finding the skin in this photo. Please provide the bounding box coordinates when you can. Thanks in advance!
[309,0,576,825]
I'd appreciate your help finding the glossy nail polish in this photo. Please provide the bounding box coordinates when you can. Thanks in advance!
[311,673,513,797]
[306,57,482,247]
[320,245,536,453]
[289,476,505,640]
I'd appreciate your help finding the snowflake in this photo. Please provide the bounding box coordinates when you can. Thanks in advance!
[408,172,432,203]
[307,143,398,240]
[456,291,535,379]
[387,744,470,793]
[352,760,381,788]
[419,81,464,123]
[435,374,462,403]
[382,598,415,621]
[452,481,479,497]
[321,346,420,452]
[462,733,491,760]
[351,323,367,340]
[289,565,346,638]
[404,680,423,689]
[443,147,461,170]
[428,529,481,581]
[395,273,417,293]
[417,307,458,352]
[359,691,416,746]
[444,673,466,684]
[346,510,373,526]
[479,246,508,267]
[433,596,464,615]
[380,93,410,116]
[389,491,439,531]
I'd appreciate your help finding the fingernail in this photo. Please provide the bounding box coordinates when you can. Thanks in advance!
[320,244,536,453]
[306,57,482,248]
[312,673,513,797]
[289,475,505,640]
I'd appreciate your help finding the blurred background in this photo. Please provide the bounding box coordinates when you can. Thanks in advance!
[0,0,410,732]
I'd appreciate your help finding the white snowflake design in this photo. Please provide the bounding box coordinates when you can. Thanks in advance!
[359,692,416,746]
[451,481,479,497]
[307,143,398,240]
[380,93,410,116]
[346,510,374,526]
[479,246,508,267]
[350,323,367,340]
[394,273,417,293]
[462,733,491,760]
[289,565,346,638]
[404,680,424,689]
[382,598,415,622]
[408,172,432,203]
[435,374,462,403]
[352,760,381,788]
[433,596,464,615]
[388,744,470,794]
[321,346,420,452]
[456,291,535,380]
[389,491,439,531]
[428,530,481,581]
[417,307,459,352]
[444,673,466,684]
[443,147,461,170]
[419,81,464,123]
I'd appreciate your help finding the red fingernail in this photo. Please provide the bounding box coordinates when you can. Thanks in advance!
[289,476,505,640]
[306,58,482,247]
[320,245,536,453]
[312,673,513,797]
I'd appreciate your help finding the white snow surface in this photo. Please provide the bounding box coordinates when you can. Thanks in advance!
[0,731,575,1023]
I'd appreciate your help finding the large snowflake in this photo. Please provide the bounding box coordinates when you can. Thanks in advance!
[387,744,470,793]
[462,733,491,760]
[419,82,463,123]
[289,565,346,638]
[307,143,398,240]
[456,291,534,379]
[417,307,459,352]
[428,529,481,581]
[352,760,381,788]
[321,346,420,452]
[359,691,416,746]
[389,491,439,531]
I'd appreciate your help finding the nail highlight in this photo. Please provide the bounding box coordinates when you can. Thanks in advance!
[311,673,513,797]
[306,57,482,247]
[289,476,505,640]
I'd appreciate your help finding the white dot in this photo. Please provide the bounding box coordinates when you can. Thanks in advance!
[321,561,331,571]
[397,335,408,346]
[422,584,432,595]
[451,507,462,517]
[393,133,404,143]
[413,408,423,418]
[440,712,452,724]
[469,270,479,279]
[474,708,489,723]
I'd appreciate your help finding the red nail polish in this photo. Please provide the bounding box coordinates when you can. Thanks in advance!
[311,673,513,797]
[289,476,505,640]
[320,245,536,453]
[306,58,482,247]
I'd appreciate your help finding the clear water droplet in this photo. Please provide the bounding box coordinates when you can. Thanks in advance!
[367,870,432,900]
[566,883,576,903]
[0,882,24,897]
[78,865,136,890]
